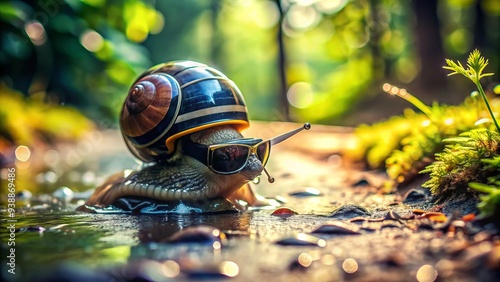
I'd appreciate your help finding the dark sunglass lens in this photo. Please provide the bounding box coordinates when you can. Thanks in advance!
[256,141,270,165]
[212,145,249,173]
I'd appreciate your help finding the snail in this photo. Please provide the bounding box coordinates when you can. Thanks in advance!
[79,61,310,214]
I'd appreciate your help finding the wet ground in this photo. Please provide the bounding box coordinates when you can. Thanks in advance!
[1,122,499,281]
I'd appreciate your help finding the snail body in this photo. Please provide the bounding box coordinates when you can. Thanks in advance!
[81,61,264,213]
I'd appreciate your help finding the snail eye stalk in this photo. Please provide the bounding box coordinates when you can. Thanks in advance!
[270,123,311,146]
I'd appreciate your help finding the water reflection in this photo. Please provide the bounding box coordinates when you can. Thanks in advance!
[134,212,253,244]
[0,204,254,280]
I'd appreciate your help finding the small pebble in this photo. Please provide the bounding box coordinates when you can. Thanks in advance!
[271,207,298,218]
[384,211,402,221]
[412,209,427,215]
[348,217,367,223]
[419,212,448,223]
[276,233,326,247]
[289,187,322,197]
[311,221,361,235]
[462,214,476,222]
[352,178,370,187]
[402,188,429,203]
[330,204,371,219]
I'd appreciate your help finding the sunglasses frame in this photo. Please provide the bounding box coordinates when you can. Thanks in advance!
[182,137,271,175]
[181,123,311,176]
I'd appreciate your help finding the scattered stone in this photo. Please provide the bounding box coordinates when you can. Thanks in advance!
[271,207,298,218]
[168,225,228,247]
[330,204,371,219]
[462,214,476,222]
[412,209,427,215]
[311,221,361,235]
[418,212,448,223]
[384,211,402,221]
[276,233,326,247]
[352,178,370,187]
[348,217,368,223]
[289,187,323,197]
[402,188,429,203]
[360,227,377,233]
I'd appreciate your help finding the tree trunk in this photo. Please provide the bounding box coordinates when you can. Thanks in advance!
[411,0,446,93]
[275,0,290,121]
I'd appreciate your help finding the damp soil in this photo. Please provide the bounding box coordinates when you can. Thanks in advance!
[1,123,499,282]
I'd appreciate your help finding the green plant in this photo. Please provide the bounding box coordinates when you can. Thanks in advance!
[349,49,500,217]
[421,129,500,199]
[469,157,500,216]
[347,91,491,184]
[443,49,498,132]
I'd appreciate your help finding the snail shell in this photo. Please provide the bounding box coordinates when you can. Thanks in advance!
[120,61,249,163]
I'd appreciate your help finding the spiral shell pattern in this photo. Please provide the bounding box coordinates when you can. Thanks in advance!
[121,74,177,138]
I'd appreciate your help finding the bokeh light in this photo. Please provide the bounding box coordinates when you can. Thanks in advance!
[80,30,104,52]
[219,261,239,277]
[287,82,314,109]
[416,264,438,282]
[15,145,31,162]
[24,21,46,45]
[342,258,358,273]
[298,252,313,267]
[161,260,180,278]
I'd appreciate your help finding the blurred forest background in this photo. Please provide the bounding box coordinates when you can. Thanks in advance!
[1,0,499,148]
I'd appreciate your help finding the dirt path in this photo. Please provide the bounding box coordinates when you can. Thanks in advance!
[4,122,500,282]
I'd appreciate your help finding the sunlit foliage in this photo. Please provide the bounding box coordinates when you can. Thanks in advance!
[421,129,500,199]
[0,0,162,120]
[347,95,494,184]
[0,84,93,149]
[1,0,499,124]
[350,49,500,217]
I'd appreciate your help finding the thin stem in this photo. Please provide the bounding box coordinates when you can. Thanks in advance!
[382,83,437,123]
[475,81,500,133]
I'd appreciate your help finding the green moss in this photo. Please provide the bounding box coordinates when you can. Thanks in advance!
[421,129,500,199]
[350,49,500,218]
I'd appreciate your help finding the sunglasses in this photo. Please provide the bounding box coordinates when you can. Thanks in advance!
[182,123,311,177]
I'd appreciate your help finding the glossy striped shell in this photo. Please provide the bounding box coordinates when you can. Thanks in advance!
[120,61,250,162]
